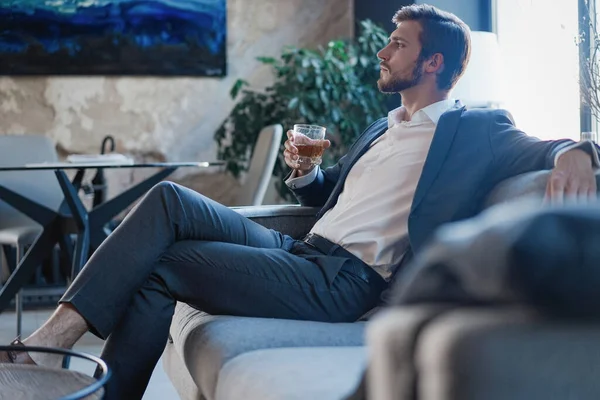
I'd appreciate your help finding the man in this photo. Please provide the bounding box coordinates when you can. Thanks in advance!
[1,4,598,399]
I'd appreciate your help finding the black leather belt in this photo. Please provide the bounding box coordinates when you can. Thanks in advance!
[302,233,383,284]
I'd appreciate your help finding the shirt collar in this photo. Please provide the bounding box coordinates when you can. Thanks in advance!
[388,99,457,128]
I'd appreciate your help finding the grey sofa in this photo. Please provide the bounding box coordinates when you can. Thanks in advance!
[163,170,600,400]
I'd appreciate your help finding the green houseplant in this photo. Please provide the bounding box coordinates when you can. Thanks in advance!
[215,20,389,200]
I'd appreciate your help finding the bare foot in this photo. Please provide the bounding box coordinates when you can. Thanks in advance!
[19,304,89,368]
[21,338,64,368]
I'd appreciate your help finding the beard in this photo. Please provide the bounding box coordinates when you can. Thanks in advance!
[377,62,423,93]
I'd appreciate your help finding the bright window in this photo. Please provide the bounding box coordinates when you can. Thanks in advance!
[495,0,580,140]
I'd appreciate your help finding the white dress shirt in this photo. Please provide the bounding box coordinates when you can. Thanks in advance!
[287,99,457,280]
[286,100,599,281]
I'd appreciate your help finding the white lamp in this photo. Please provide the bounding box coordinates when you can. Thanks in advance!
[451,31,505,108]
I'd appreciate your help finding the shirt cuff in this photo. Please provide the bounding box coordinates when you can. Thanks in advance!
[554,139,600,168]
[285,166,319,189]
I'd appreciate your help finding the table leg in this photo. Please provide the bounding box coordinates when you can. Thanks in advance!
[71,169,86,191]
[88,167,177,250]
[0,185,56,226]
[55,171,89,280]
[55,171,88,229]
[57,235,74,278]
[62,160,89,341]
[70,230,89,281]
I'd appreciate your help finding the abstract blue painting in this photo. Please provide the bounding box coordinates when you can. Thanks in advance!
[0,0,227,75]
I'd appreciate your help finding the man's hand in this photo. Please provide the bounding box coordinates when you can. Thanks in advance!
[284,130,331,177]
[546,149,597,204]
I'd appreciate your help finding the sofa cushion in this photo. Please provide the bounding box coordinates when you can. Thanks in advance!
[391,200,600,319]
[215,347,367,400]
[170,303,367,400]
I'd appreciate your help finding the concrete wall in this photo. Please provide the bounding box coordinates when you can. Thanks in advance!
[0,0,353,205]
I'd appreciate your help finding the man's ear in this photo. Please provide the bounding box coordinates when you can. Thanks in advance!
[425,53,445,74]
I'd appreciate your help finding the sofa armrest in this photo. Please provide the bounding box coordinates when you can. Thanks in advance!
[415,307,600,400]
[368,305,600,400]
[365,305,455,400]
[230,205,319,239]
[485,170,600,208]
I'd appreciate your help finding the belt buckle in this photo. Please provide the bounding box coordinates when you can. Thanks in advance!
[302,233,314,248]
[303,233,315,243]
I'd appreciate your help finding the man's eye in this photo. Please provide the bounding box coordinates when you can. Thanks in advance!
[397,43,405,48]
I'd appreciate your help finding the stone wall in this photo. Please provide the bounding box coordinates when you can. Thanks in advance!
[0,0,353,206]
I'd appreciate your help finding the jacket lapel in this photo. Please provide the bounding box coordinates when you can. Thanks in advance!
[411,105,466,213]
[317,119,388,218]
[340,119,389,183]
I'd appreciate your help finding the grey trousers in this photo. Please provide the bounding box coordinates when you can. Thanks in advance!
[60,182,386,399]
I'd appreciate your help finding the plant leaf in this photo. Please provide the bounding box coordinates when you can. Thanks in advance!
[229,79,249,99]
[257,56,277,64]
[288,97,299,110]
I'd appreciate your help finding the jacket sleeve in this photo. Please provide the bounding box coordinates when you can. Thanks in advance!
[287,155,347,207]
[488,109,600,183]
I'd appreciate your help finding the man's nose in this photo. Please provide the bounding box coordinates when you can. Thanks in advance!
[377,47,388,61]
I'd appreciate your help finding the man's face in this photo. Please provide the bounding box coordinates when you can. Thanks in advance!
[376,20,425,93]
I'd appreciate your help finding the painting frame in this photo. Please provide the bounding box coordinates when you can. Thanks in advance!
[0,0,227,76]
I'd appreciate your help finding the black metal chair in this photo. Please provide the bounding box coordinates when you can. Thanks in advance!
[0,135,66,337]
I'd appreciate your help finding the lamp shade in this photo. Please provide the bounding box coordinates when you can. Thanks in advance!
[451,31,505,108]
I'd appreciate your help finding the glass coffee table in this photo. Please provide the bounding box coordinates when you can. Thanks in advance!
[0,161,224,313]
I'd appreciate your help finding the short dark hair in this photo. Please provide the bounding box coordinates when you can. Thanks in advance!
[393,4,471,91]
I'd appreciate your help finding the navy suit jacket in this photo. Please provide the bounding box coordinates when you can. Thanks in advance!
[291,104,590,260]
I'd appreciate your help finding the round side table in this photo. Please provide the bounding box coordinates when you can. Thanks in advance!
[0,346,110,400]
